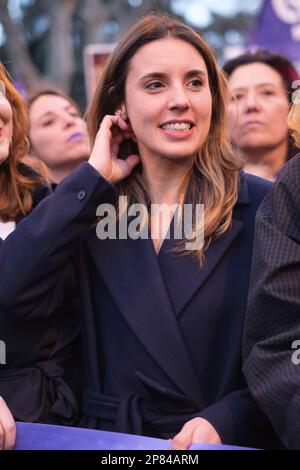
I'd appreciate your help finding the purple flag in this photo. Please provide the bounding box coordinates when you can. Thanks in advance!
[15,422,255,450]
[247,0,300,63]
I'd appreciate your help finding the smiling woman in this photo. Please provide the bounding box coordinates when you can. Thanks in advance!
[0,13,279,450]
[0,80,13,165]
[87,16,240,262]
[124,39,212,167]
[0,63,46,233]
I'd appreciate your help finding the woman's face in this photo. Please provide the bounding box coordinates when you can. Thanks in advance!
[0,81,13,164]
[124,37,212,166]
[29,94,90,169]
[227,62,290,153]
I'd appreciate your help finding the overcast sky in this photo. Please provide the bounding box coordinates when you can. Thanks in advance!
[172,0,262,27]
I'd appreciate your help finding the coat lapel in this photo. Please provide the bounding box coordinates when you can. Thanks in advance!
[158,219,243,316]
[157,171,250,317]
[84,228,205,408]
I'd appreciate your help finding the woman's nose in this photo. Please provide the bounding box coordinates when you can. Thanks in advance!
[244,91,261,112]
[167,86,190,110]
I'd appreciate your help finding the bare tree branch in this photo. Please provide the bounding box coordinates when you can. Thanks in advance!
[0,1,43,89]
[46,0,78,92]
[79,0,111,44]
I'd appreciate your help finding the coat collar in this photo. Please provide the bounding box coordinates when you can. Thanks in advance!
[236,171,250,206]
[157,218,243,316]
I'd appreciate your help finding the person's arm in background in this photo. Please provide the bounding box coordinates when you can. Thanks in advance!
[243,156,300,450]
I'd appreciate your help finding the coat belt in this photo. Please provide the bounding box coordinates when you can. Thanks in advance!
[83,372,200,436]
[0,359,79,424]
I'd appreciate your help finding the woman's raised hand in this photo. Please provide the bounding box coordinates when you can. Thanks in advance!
[88,112,140,185]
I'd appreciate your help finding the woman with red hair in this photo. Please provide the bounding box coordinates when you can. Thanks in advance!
[0,63,82,449]
[0,63,47,237]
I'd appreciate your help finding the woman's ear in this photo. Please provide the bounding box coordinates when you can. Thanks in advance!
[119,104,128,121]
[118,104,137,142]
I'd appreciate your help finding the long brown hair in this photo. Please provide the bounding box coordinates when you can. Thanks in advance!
[0,62,45,221]
[87,12,241,263]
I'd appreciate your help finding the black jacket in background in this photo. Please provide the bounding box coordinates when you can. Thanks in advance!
[244,154,300,449]
[0,168,82,426]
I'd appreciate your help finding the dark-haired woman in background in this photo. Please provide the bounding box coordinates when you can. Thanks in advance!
[224,50,299,181]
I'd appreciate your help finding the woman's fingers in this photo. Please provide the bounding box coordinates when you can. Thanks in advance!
[0,397,16,450]
[171,418,221,450]
[172,422,193,450]
[89,115,118,181]
[114,111,130,131]
[124,154,140,170]
[89,113,139,184]
[191,418,221,445]
[112,154,140,181]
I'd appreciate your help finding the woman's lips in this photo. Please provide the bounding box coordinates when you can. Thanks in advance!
[160,127,194,139]
[67,132,84,142]
[244,120,265,127]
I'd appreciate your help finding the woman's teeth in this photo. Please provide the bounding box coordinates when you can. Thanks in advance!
[161,122,191,131]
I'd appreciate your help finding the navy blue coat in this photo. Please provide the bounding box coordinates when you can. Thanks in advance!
[0,162,278,447]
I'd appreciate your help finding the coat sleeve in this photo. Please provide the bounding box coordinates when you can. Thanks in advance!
[243,155,300,449]
[0,162,116,320]
[198,387,280,448]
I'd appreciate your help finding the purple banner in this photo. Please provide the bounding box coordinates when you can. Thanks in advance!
[247,0,300,63]
[15,423,254,450]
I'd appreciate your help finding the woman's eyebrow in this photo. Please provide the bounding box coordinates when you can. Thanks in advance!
[138,69,207,83]
[138,72,167,83]
[38,105,77,120]
[185,69,207,79]
[232,83,278,92]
